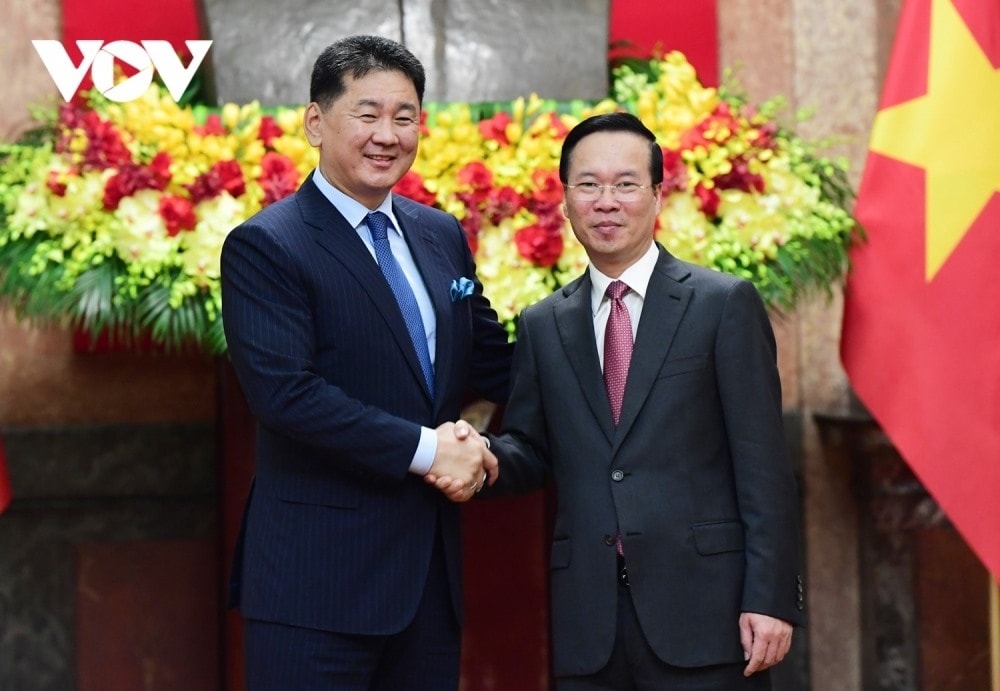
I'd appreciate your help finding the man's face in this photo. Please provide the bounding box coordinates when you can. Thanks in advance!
[304,69,420,209]
[562,131,661,277]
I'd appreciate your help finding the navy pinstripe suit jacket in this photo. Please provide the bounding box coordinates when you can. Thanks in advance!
[221,173,512,635]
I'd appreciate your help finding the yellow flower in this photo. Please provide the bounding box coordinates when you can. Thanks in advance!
[113,190,179,267]
[180,193,247,283]
[0,53,857,352]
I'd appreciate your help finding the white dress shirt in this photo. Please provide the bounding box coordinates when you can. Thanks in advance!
[588,242,659,369]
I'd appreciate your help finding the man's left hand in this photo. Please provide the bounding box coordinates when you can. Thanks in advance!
[739,612,793,676]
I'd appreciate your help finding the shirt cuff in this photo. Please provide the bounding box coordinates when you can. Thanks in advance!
[409,426,437,475]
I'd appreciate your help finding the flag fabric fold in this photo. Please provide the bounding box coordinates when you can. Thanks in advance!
[841,0,1000,580]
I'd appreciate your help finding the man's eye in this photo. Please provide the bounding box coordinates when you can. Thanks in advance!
[578,182,601,192]
[357,113,378,122]
[616,182,640,192]
[395,117,416,127]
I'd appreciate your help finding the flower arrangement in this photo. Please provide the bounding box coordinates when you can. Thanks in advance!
[0,52,858,353]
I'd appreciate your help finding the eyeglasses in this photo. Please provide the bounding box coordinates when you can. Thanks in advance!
[563,181,655,201]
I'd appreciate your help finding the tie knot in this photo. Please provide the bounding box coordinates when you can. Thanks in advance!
[367,211,391,241]
[606,280,630,301]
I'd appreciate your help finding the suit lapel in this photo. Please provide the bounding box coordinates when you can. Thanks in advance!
[614,248,692,450]
[554,274,615,445]
[393,201,452,412]
[300,181,431,402]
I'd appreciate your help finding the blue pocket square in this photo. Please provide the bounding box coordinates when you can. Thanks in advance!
[450,277,475,302]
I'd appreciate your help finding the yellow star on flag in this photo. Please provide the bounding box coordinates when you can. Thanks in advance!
[867,0,1000,281]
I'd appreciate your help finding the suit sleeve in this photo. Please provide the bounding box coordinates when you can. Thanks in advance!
[715,279,804,626]
[221,219,421,482]
[484,311,553,494]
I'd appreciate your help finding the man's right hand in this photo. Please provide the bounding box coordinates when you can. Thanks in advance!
[427,421,497,502]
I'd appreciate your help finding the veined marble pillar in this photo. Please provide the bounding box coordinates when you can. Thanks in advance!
[201,0,610,105]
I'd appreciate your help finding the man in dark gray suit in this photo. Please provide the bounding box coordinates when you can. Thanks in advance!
[221,35,512,690]
[434,112,804,689]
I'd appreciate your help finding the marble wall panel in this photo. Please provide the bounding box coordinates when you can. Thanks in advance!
[0,0,61,142]
[202,0,609,106]
[403,0,610,103]
[200,0,401,106]
[0,423,217,691]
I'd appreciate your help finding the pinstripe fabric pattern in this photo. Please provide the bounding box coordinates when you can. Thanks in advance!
[221,173,512,638]
[243,534,460,690]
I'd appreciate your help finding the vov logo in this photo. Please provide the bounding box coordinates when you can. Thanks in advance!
[32,39,212,103]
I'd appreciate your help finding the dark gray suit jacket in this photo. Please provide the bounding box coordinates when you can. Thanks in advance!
[488,245,804,676]
[221,174,512,636]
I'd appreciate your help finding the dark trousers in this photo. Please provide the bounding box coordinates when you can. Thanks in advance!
[244,535,459,691]
[557,581,772,691]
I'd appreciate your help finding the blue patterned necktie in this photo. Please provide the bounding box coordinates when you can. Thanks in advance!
[367,211,434,397]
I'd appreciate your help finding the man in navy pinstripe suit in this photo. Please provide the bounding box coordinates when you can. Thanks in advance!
[221,35,513,690]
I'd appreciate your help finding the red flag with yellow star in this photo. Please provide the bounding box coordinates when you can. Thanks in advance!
[842,0,1000,580]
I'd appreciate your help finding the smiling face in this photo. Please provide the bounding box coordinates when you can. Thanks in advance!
[562,130,662,277]
[304,69,420,210]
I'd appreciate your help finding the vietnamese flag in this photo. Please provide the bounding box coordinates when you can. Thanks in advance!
[0,434,11,514]
[841,0,1000,579]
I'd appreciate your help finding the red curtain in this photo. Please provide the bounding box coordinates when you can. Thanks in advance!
[610,0,718,84]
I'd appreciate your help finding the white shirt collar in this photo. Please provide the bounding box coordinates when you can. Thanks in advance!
[311,169,399,235]
[588,242,659,314]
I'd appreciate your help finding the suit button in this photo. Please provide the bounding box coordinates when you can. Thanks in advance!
[604,534,616,546]
[611,470,624,482]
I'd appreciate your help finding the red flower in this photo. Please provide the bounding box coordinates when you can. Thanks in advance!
[56,104,132,170]
[484,186,525,224]
[258,116,284,148]
[714,156,765,194]
[680,102,741,150]
[478,111,513,146]
[749,120,778,150]
[661,148,688,195]
[187,160,246,203]
[457,161,493,204]
[515,223,563,267]
[393,171,437,206]
[545,112,570,140]
[46,170,68,197]
[460,207,483,255]
[102,152,173,210]
[194,114,227,136]
[530,201,566,232]
[159,195,197,236]
[530,169,563,205]
[259,152,300,206]
[149,152,172,181]
[694,182,720,218]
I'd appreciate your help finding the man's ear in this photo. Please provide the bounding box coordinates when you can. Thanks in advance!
[303,102,323,147]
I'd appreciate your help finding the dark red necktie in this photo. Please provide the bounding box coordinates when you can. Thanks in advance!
[603,280,633,427]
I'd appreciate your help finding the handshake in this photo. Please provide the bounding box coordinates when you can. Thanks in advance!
[425,420,496,503]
